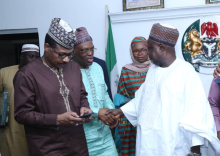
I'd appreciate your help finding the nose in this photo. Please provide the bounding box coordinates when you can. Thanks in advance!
[137,51,143,55]
[63,56,70,62]
[87,50,93,56]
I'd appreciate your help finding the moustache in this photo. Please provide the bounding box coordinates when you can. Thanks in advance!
[58,62,67,65]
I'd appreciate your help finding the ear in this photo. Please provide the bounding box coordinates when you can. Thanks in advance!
[20,53,23,60]
[44,43,50,53]
[158,43,165,52]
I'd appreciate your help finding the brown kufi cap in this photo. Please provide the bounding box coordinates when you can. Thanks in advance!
[149,23,179,47]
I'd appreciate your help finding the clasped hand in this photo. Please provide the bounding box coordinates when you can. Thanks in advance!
[98,108,121,128]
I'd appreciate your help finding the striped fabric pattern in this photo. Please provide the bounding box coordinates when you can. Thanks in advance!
[130,36,148,48]
[117,67,146,99]
[117,67,147,156]
[74,27,92,46]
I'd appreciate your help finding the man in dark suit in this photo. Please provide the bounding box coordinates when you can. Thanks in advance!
[93,56,112,100]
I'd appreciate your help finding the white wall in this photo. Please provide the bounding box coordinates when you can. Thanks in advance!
[0,0,122,60]
[0,0,206,60]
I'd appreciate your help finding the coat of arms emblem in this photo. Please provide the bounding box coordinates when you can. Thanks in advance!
[182,19,220,74]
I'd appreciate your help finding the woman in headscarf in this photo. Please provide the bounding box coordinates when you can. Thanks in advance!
[114,36,151,156]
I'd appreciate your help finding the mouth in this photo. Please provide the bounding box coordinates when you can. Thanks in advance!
[87,58,93,63]
[58,62,67,67]
[138,57,144,60]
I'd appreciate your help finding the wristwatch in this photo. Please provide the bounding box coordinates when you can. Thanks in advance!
[190,153,201,156]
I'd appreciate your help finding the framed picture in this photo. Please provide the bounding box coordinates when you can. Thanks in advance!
[123,0,164,11]
[206,0,220,4]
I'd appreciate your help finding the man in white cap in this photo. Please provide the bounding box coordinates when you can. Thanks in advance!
[14,18,93,156]
[0,44,39,156]
[106,23,220,156]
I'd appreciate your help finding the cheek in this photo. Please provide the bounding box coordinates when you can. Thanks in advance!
[133,54,138,59]
[148,50,153,57]
[143,53,148,58]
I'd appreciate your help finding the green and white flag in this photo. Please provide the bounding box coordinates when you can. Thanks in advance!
[105,6,118,98]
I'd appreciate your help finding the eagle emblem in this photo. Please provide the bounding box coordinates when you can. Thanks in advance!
[201,22,218,38]
[182,19,220,74]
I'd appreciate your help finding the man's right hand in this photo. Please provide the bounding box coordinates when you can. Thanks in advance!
[57,111,84,126]
[105,109,123,117]
[213,65,220,78]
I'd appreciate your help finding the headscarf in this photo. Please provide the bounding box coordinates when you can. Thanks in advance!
[124,36,151,73]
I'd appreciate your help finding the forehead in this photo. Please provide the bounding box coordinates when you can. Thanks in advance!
[132,42,147,49]
[74,41,93,49]
[55,43,73,53]
[22,51,39,55]
[147,39,157,47]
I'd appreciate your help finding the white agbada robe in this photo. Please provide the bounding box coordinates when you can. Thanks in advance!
[121,58,220,156]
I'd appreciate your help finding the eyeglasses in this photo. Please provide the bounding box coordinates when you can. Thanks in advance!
[50,47,74,59]
[132,48,148,54]
[76,47,97,54]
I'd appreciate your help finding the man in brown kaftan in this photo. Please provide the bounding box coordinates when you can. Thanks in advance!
[13,18,92,156]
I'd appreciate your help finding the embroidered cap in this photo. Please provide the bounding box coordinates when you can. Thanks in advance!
[149,23,179,47]
[21,44,39,53]
[48,18,76,49]
[74,27,92,46]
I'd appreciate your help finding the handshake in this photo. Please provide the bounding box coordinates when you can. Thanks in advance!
[98,108,123,128]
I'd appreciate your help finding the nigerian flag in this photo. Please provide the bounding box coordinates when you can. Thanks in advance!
[105,8,118,98]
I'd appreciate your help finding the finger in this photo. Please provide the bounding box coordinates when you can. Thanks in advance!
[69,116,83,122]
[71,112,79,118]
[106,115,114,125]
[214,69,219,78]
[105,109,112,115]
[84,108,90,114]
[109,113,117,123]
[88,114,93,120]
[109,120,118,129]
[101,117,109,125]
[115,114,120,119]
[80,107,85,116]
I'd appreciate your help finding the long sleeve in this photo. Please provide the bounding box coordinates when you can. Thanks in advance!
[208,78,220,131]
[79,71,90,108]
[14,71,58,127]
[179,67,220,151]
[103,83,115,109]
[101,60,113,100]
[93,57,113,100]
[121,80,145,127]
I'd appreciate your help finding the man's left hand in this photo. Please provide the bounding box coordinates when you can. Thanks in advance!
[80,107,93,123]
